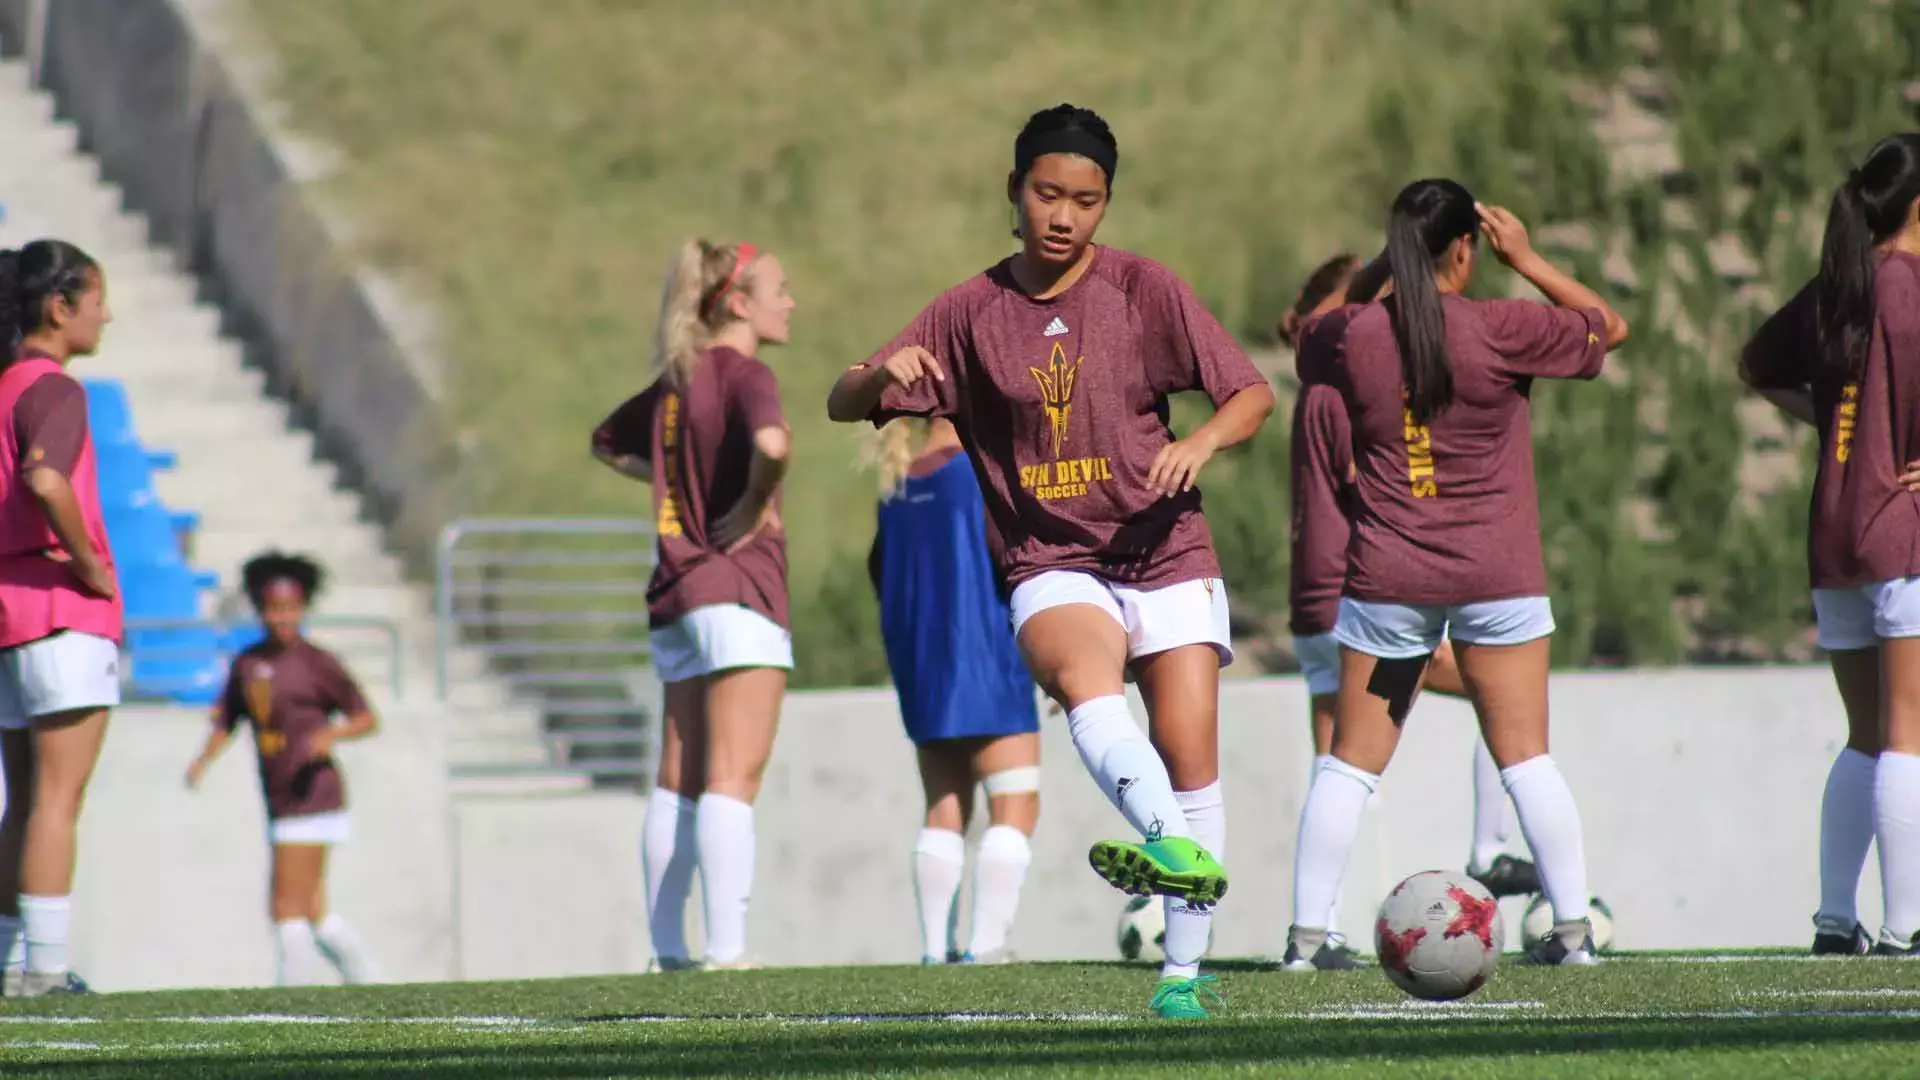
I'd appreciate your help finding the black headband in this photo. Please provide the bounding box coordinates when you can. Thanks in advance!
[1014,128,1117,186]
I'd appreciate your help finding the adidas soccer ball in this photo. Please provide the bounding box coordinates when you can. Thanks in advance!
[1521,894,1614,953]
[1374,870,1504,1001]
[1116,895,1165,962]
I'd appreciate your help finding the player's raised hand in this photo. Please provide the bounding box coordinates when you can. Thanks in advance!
[1476,203,1534,268]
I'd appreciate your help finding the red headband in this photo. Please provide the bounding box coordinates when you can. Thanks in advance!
[701,242,758,321]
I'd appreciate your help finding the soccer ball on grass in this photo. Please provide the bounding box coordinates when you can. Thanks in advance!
[1374,870,1504,1001]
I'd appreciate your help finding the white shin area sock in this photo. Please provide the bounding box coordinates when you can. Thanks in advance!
[1875,751,1920,940]
[967,825,1031,958]
[913,828,966,961]
[275,919,323,987]
[1818,748,1877,925]
[1502,755,1589,924]
[696,793,756,964]
[1067,696,1191,842]
[1469,736,1510,873]
[314,912,380,984]
[1163,782,1225,979]
[642,788,699,963]
[1292,758,1379,935]
[19,894,70,976]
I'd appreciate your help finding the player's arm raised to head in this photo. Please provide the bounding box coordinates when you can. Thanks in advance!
[1479,203,1628,350]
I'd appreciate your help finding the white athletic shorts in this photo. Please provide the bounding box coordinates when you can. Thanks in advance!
[0,631,121,731]
[1008,571,1233,667]
[1813,578,1920,651]
[648,603,794,684]
[1335,596,1554,660]
[1293,632,1341,697]
[270,810,352,846]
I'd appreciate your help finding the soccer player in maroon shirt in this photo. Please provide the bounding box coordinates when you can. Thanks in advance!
[0,241,118,998]
[1278,253,1538,972]
[1740,132,1920,958]
[593,239,794,972]
[185,552,382,985]
[828,104,1275,1018]
[1289,179,1628,968]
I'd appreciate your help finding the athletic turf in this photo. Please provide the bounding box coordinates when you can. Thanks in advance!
[1,953,1916,1077]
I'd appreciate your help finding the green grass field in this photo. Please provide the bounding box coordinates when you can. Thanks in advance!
[4,954,1918,1077]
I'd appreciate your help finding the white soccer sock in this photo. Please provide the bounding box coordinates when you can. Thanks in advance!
[275,919,324,986]
[19,894,69,976]
[0,915,19,974]
[1503,756,1589,924]
[1067,696,1190,841]
[1818,748,1877,925]
[696,793,756,964]
[913,827,966,961]
[1469,736,1512,873]
[1292,758,1378,935]
[642,787,699,963]
[1163,782,1225,980]
[966,825,1031,959]
[1875,751,1920,940]
[314,912,380,985]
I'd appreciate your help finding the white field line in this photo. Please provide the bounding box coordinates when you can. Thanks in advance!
[1744,988,1920,999]
[0,1040,101,1050]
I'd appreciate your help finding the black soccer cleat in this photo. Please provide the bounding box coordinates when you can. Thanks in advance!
[1280,927,1364,972]
[1468,854,1541,899]
[1811,916,1870,957]
[18,970,93,996]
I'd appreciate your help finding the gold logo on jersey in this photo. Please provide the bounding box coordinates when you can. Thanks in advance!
[245,664,285,757]
[657,391,685,537]
[1835,383,1859,464]
[1029,342,1083,459]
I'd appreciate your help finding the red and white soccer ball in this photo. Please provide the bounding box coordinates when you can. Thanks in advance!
[1374,870,1504,1001]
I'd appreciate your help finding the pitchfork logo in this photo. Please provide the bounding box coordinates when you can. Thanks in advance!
[1029,341,1084,459]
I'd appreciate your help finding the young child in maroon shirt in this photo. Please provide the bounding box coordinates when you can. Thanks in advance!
[1740,132,1920,958]
[1289,178,1628,969]
[829,104,1275,1019]
[1277,253,1536,973]
[186,552,382,986]
[593,239,795,972]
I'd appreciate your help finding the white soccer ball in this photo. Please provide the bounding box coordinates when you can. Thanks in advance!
[1374,870,1504,1001]
[1116,895,1165,962]
[1521,894,1614,953]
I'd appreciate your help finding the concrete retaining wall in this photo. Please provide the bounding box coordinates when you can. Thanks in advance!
[5,665,1869,991]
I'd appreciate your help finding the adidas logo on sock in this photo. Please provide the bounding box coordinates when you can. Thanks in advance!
[1043,316,1070,337]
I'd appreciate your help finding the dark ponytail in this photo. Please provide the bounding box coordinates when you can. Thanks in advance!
[1817,134,1920,381]
[0,239,98,359]
[1385,178,1477,425]
[1277,253,1360,347]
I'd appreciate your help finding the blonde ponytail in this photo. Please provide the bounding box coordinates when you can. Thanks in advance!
[652,238,758,386]
[864,419,920,500]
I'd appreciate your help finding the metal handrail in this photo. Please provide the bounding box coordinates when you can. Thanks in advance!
[122,615,404,696]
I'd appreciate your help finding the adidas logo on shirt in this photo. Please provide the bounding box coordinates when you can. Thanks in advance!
[1042,316,1070,337]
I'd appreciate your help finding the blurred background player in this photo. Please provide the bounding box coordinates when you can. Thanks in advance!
[829,104,1275,1018]
[1279,253,1537,972]
[1740,132,1920,958]
[185,551,382,986]
[868,417,1041,966]
[594,239,795,972]
[0,240,117,997]
[1289,180,1628,968]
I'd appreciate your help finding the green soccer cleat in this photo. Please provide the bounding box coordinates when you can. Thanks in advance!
[1149,975,1222,1019]
[1088,836,1228,905]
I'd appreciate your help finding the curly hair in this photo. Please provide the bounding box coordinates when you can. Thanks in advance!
[241,550,325,607]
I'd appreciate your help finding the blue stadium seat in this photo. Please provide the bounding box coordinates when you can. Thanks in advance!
[122,565,226,703]
[82,378,134,446]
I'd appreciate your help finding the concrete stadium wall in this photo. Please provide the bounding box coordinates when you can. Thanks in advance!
[0,0,457,560]
[0,665,1869,991]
